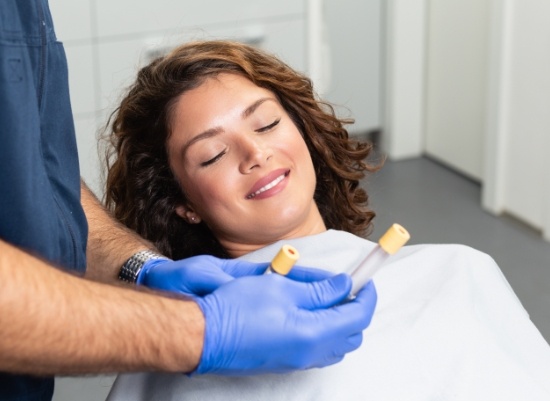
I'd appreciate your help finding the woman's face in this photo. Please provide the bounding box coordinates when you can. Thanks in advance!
[167,73,325,256]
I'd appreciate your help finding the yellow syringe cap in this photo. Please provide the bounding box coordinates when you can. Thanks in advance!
[378,223,410,255]
[270,244,300,275]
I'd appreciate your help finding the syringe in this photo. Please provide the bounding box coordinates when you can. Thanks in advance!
[349,223,410,295]
[267,244,300,275]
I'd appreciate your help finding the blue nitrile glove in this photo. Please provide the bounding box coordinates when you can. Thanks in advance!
[285,265,333,282]
[137,255,269,297]
[194,273,377,375]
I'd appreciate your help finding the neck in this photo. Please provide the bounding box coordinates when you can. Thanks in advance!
[222,206,327,258]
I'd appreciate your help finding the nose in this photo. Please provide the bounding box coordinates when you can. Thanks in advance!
[238,135,272,174]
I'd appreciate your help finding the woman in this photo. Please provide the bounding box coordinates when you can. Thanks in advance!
[105,40,376,261]
[104,41,550,400]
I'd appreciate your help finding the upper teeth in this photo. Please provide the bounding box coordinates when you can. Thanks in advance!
[247,174,285,199]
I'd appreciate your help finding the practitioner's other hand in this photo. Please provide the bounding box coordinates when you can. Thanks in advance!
[137,255,269,296]
[194,273,377,375]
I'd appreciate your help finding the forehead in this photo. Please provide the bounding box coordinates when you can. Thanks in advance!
[177,73,271,113]
[171,73,277,132]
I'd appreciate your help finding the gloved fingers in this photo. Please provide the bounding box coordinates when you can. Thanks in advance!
[298,280,376,350]
[139,257,237,296]
[193,274,376,375]
[223,261,333,281]
[298,273,352,310]
[221,259,269,277]
[342,332,363,354]
[353,280,378,313]
[285,265,334,282]
[330,280,378,333]
[185,268,235,295]
[303,331,363,370]
[316,354,345,370]
[136,258,168,285]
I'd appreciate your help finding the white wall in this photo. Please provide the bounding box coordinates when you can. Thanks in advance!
[423,0,491,181]
[483,0,550,239]
[382,0,426,159]
[323,0,382,135]
[384,0,550,240]
[384,0,491,181]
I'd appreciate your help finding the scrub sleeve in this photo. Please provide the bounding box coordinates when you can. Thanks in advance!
[0,0,88,399]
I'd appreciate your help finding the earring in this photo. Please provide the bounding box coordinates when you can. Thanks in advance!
[190,216,196,222]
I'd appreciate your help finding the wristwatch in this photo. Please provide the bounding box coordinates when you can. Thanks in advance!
[118,250,168,283]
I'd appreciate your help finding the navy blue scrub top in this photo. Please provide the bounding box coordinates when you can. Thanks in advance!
[0,0,88,399]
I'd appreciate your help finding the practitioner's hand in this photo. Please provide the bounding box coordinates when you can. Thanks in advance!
[194,273,377,375]
[137,256,269,296]
[285,265,334,282]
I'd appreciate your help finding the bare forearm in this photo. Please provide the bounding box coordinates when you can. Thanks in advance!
[81,181,155,283]
[0,240,203,375]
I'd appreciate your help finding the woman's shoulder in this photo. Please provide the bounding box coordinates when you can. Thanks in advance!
[395,242,496,267]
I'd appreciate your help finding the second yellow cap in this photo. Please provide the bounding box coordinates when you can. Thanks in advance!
[378,223,410,255]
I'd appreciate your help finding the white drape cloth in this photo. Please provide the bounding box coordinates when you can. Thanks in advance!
[107,230,550,400]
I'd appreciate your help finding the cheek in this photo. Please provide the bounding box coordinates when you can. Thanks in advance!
[179,170,231,211]
[294,137,315,173]
[298,146,317,191]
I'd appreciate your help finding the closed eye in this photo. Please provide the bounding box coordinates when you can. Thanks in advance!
[201,149,227,167]
[256,118,280,133]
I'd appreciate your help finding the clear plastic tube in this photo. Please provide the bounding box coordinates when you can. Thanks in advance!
[349,223,410,295]
[350,245,390,295]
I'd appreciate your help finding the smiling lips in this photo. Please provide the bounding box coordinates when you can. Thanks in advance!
[246,169,290,199]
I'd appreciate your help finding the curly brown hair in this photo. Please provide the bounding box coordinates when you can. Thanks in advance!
[104,40,380,260]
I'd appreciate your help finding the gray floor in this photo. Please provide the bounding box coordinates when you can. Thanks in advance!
[53,156,550,400]
[53,376,116,401]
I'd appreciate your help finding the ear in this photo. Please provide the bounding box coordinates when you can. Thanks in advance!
[175,205,202,224]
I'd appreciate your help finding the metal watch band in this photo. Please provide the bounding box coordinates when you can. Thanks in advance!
[118,250,169,283]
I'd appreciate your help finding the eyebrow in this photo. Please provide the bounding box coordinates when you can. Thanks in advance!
[241,97,274,118]
[179,97,277,156]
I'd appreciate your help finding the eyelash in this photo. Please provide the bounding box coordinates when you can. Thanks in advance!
[200,119,281,167]
[201,149,227,167]
[256,118,280,133]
